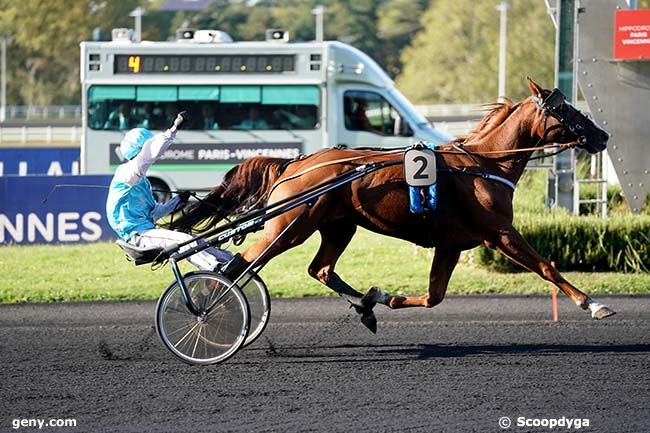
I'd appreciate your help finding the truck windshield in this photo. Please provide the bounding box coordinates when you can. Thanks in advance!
[343,90,412,137]
[88,85,319,131]
[387,88,429,127]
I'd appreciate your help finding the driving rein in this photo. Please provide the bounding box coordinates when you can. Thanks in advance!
[269,140,573,196]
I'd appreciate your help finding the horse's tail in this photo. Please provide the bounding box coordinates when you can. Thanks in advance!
[167,156,289,234]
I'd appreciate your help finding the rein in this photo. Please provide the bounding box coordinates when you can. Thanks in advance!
[268,148,404,195]
[267,140,573,196]
[436,141,574,157]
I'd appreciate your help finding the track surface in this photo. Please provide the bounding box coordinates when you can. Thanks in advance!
[1,295,649,433]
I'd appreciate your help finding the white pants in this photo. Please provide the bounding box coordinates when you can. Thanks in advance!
[131,228,233,271]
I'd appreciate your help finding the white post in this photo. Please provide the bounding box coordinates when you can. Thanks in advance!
[311,5,326,42]
[1,37,7,123]
[129,7,145,42]
[496,2,510,102]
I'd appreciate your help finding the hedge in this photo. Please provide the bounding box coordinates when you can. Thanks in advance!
[476,213,650,273]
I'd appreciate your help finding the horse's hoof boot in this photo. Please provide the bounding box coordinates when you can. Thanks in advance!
[593,306,616,320]
[360,310,377,334]
[361,288,378,309]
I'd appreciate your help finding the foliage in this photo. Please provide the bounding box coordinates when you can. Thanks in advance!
[189,0,428,76]
[396,0,555,103]
[0,0,145,105]
[477,213,650,272]
[513,170,548,213]
[1,0,557,106]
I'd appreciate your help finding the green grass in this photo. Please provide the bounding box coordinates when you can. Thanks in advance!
[2,228,649,304]
[2,167,648,303]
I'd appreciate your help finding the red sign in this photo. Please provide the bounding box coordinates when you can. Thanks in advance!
[614,9,650,60]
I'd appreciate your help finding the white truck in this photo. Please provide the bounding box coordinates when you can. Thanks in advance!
[80,29,450,195]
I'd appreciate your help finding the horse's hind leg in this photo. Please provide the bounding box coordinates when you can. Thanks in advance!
[487,225,615,319]
[366,248,461,309]
[307,224,378,332]
[223,207,319,279]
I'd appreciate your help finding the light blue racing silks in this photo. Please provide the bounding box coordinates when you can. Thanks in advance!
[408,142,439,214]
[106,172,156,241]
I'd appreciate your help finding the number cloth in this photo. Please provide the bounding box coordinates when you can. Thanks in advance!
[408,143,439,214]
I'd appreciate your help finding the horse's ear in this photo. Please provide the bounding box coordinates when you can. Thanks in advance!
[527,77,544,98]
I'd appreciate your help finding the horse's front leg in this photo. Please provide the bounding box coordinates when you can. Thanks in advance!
[486,225,615,319]
[366,248,461,309]
[308,224,379,333]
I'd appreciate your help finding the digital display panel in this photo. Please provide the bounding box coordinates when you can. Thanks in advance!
[114,55,295,74]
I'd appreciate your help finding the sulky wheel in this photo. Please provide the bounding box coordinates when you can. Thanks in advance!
[237,273,271,347]
[155,271,250,365]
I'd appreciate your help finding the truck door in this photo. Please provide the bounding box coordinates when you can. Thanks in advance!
[335,87,414,148]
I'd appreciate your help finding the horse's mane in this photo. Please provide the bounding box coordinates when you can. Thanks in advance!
[168,156,288,233]
[457,99,520,144]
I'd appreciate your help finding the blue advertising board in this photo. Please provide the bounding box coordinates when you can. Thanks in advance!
[0,148,80,176]
[0,175,117,244]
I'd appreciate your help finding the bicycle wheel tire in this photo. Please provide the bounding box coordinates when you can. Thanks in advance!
[238,273,271,347]
[155,271,249,365]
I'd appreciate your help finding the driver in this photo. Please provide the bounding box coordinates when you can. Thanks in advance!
[106,111,232,270]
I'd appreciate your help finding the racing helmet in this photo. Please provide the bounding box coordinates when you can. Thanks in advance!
[120,128,154,160]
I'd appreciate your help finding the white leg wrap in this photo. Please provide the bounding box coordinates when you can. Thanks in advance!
[587,299,606,316]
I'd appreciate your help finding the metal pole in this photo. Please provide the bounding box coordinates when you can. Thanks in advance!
[1,37,7,123]
[311,5,326,42]
[496,2,510,102]
[549,0,576,213]
[129,7,145,42]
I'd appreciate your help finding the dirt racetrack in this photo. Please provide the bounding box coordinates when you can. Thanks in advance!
[1,295,649,433]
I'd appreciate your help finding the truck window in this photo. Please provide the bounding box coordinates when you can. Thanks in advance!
[87,85,319,131]
[343,90,411,137]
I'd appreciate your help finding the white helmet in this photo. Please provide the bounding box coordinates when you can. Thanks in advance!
[120,128,154,160]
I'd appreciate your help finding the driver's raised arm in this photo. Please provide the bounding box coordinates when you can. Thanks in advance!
[120,112,188,186]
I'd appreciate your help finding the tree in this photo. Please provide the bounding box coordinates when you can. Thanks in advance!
[377,0,429,75]
[0,0,143,105]
[396,0,555,104]
[189,0,407,75]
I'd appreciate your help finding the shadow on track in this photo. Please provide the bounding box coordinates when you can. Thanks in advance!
[236,342,650,365]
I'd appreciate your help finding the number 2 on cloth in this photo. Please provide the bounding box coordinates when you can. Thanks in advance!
[403,148,436,187]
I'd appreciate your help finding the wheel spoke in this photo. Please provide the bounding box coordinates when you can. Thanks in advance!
[191,324,202,359]
[173,321,201,348]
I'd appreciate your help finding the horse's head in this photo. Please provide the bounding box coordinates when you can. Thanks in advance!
[527,78,608,154]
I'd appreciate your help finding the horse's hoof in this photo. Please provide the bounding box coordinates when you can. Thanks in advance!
[592,306,616,320]
[360,310,377,334]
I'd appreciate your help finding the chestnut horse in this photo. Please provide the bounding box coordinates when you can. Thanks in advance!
[170,79,614,332]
